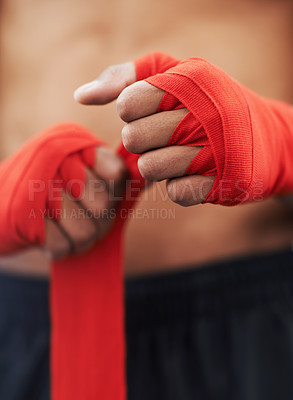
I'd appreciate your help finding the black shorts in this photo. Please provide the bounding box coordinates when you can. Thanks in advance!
[1,248,293,400]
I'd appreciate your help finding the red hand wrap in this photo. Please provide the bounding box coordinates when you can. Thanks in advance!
[0,122,100,252]
[51,143,143,400]
[135,52,293,205]
[0,122,144,400]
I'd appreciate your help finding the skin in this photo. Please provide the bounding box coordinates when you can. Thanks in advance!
[74,63,216,205]
[0,0,293,277]
[43,146,128,260]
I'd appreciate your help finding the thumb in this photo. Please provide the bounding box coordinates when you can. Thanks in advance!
[74,62,136,105]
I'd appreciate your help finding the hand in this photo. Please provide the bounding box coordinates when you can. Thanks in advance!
[44,145,127,260]
[0,123,127,260]
[74,56,214,207]
[75,52,293,207]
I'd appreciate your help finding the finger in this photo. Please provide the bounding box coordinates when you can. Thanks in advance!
[122,108,189,154]
[166,175,215,206]
[78,167,117,239]
[58,146,127,249]
[78,147,128,240]
[61,147,126,203]
[117,81,165,122]
[74,62,136,105]
[93,146,128,201]
[79,167,110,217]
[138,146,202,182]
[43,218,72,260]
[59,153,86,199]
[58,189,97,254]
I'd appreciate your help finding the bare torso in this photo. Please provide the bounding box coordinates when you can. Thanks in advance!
[1,0,293,277]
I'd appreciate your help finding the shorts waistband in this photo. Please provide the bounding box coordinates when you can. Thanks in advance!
[125,248,293,332]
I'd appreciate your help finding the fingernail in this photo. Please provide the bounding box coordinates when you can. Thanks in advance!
[74,80,100,101]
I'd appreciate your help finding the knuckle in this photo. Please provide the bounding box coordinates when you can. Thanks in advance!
[106,154,128,184]
[166,180,189,206]
[137,154,160,181]
[121,123,140,153]
[116,87,134,122]
[166,176,214,207]
[95,147,128,183]
[166,179,193,207]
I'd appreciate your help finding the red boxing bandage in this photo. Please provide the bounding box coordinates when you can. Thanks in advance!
[0,123,143,400]
[0,123,101,252]
[52,143,143,400]
[135,52,293,205]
